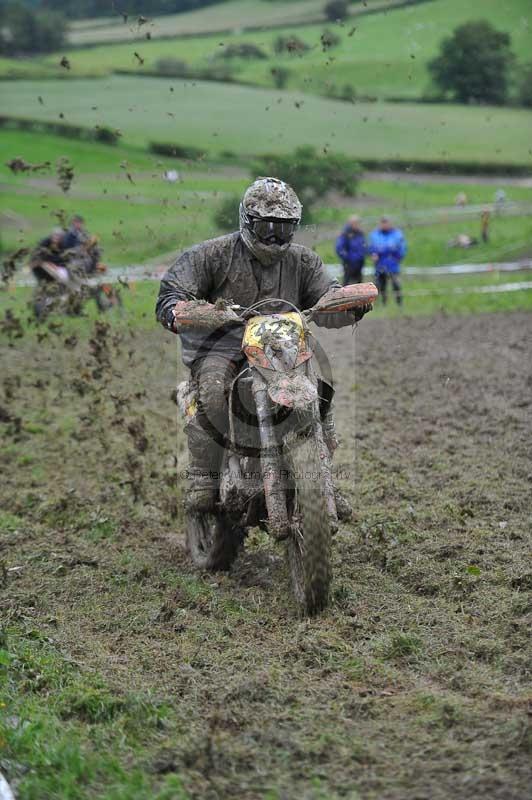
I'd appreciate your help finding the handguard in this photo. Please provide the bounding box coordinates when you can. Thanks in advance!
[306,283,378,328]
[172,299,241,333]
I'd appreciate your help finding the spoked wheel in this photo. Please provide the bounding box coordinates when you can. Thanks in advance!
[186,511,244,571]
[286,435,332,616]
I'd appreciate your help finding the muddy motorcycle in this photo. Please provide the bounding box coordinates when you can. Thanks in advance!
[32,258,121,320]
[175,284,377,615]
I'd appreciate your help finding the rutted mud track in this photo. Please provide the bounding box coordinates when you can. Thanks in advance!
[1,311,531,799]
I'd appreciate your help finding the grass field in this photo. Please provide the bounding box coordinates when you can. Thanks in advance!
[0,56,61,79]
[2,129,531,270]
[1,301,531,798]
[0,129,249,264]
[36,0,530,102]
[2,4,531,797]
[2,76,532,168]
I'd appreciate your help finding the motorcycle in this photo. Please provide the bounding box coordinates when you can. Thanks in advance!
[175,283,378,615]
[31,244,121,320]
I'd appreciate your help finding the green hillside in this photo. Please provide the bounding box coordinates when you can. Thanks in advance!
[2,0,530,101]
[2,76,531,167]
[3,128,531,269]
[66,0,409,45]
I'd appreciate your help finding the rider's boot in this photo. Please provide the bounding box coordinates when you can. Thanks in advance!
[184,354,241,514]
[184,416,221,514]
[185,466,218,513]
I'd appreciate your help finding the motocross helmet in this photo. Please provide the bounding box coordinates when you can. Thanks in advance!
[239,177,302,266]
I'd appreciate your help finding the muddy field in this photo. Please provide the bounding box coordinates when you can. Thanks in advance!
[1,309,531,799]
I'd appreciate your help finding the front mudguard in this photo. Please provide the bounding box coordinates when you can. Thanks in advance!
[266,372,318,410]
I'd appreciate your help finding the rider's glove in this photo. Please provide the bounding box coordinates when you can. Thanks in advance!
[163,306,179,331]
[170,300,241,334]
[315,303,373,329]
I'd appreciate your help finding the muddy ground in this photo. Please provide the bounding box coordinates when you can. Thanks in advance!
[1,310,531,799]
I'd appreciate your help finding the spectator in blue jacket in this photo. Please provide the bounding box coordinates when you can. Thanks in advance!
[368,216,407,306]
[335,215,366,285]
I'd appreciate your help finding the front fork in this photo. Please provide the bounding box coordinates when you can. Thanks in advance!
[311,411,338,524]
[252,374,290,539]
[251,373,337,539]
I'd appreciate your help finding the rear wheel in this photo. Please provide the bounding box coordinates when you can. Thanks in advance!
[186,511,243,571]
[286,436,332,615]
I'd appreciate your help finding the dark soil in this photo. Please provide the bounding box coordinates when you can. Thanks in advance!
[1,311,531,799]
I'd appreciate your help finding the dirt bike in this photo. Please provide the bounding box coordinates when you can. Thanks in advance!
[175,283,378,616]
[31,256,121,321]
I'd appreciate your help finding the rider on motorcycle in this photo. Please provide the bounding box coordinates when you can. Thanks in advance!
[64,214,103,276]
[63,214,87,249]
[156,177,372,515]
[30,227,69,285]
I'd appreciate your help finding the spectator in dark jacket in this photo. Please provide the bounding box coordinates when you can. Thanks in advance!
[335,215,366,285]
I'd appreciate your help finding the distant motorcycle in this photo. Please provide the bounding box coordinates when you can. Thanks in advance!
[31,240,121,320]
[176,283,378,615]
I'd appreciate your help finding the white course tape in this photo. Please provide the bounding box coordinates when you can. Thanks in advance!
[405,281,532,296]
[10,260,532,289]
[326,260,532,277]
[0,772,15,800]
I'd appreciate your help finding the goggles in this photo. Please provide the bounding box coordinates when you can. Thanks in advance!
[250,217,299,244]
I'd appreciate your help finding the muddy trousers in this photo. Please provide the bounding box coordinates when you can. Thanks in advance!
[376,271,402,305]
[343,260,364,285]
[186,355,243,484]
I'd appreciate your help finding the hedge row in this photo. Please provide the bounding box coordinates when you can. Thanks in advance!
[356,157,531,177]
[0,114,120,144]
[149,141,206,160]
[114,66,238,84]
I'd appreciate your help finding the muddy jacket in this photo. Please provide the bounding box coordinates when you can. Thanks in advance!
[156,231,338,367]
[31,237,66,268]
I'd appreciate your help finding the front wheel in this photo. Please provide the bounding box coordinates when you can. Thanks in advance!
[186,511,243,571]
[286,436,332,616]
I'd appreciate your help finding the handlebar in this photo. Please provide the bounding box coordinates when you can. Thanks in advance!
[173,285,377,333]
[229,299,306,320]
